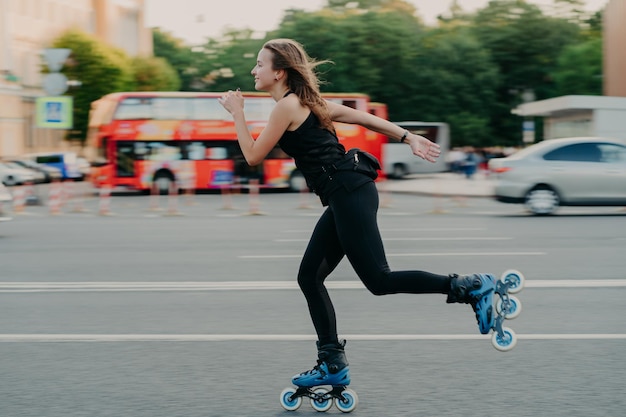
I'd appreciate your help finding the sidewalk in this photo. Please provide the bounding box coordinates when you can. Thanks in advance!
[379,172,495,198]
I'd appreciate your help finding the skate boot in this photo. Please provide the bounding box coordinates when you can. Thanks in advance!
[292,340,350,387]
[447,273,496,334]
[281,340,358,412]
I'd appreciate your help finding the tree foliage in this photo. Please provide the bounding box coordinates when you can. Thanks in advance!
[52,29,135,142]
[273,5,424,105]
[51,29,184,142]
[469,0,583,145]
[131,55,181,91]
[411,28,500,147]
[551,38,603,96]
[152,28,206,90]
[199,31,266,91]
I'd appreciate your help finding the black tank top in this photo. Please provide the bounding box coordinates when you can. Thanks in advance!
[277,93,372,205]
[278,110,346,189]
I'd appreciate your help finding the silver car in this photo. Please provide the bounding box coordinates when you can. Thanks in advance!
[0,161,39,186]
[0,182,12,222]
[488,137,626,215]
[9,159,62,183]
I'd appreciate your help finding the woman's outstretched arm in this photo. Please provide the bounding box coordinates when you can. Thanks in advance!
[326,100,441,163]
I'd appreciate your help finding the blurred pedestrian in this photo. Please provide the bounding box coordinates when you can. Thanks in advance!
[446,147,467,173]
[463,147,479,179]
[219,38,498,391]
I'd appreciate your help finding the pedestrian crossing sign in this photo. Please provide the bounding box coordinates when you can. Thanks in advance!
[36,96,73,129]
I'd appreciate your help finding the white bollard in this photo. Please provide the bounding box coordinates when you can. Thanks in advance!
[98,185,112,216]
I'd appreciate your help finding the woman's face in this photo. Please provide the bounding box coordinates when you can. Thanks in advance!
[251,48,276,91]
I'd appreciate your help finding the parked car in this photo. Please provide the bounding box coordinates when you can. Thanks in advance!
[27,152,83,180]
[488,137,626,215]
[9,159,63,183]
[0,161,39,186]
[0,182,12,221]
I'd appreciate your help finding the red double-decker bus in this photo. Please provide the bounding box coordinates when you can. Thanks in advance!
[87,91,387,193]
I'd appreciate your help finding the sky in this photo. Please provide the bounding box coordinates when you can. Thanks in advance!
[144,0,609,45]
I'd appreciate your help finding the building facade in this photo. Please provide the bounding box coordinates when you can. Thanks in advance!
[604,0,626,96]
[0,0,152,158]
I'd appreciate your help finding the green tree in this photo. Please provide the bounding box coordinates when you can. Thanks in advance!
[551,38,602,96]
[470,0,581,145]
[131,55,181,91]
[152,28,207,90]
[583,10,603,39]
[200,30,266,91]
[411,28,500,147]
[51,29,134,143]
[272,5,424,106]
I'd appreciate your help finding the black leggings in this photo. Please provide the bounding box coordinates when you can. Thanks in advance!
[297,181,451,346]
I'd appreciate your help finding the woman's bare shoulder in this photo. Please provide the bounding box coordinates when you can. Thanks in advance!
[275,94,311,130]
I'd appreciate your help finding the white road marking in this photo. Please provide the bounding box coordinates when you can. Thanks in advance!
[274,237,513,242]
[239,251,546,259]
[281,228,486,233]
[0,279,624,292]
[0,333,624,343]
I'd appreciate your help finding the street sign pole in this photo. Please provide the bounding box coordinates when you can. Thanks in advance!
[37,48,73,129]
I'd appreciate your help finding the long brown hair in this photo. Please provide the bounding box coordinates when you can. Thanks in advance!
[262,39,334,132]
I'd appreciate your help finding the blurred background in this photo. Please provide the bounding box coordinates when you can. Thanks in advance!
[0,0,623,160]
[1,3,626,415]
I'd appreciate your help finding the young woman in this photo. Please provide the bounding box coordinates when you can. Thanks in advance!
[219,38,496,388]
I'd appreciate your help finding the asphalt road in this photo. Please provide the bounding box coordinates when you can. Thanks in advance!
[1,190,625,417]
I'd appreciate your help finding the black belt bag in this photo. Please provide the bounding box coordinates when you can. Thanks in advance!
[322,148,381,180]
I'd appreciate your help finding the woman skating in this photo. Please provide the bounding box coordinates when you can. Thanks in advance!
[218,38,499,404]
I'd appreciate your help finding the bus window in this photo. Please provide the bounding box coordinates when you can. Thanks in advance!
[150,142,181,161]
[153,98,189,120]
[134,142,148,160]
[244,98,275,121]
[205,147,228,160]
[115,98,152,120]
[116,142,135,177]
[132,141,182,162]
[185,142,206,160]
[190,98,230,120]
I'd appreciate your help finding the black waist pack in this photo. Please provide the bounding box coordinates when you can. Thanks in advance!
[323,148,381,180]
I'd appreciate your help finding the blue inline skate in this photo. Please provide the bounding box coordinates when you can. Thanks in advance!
[280,340,358,413]
[448,270,525,352]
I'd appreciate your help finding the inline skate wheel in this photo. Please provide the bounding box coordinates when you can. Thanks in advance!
[501,270,525,294]
[496,295,522,320]
[279,387,302,411]
[492,326,518,352]
[310,388,333,412]
[335,388,358,413]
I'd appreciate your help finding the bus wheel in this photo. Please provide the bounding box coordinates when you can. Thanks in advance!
[153,172,174,195]
[288,170,307,192]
